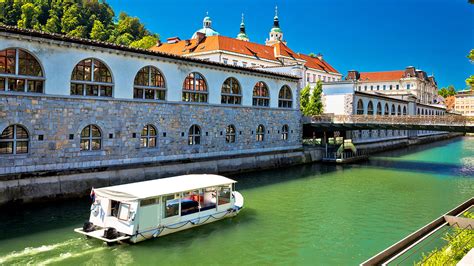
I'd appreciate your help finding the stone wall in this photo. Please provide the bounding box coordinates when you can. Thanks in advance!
[0,94,302,176]
[0,148,323,205]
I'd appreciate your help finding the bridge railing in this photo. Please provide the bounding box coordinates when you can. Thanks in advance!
[308,114,474,126]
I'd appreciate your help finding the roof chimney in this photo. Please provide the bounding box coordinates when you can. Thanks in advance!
[166,37,181,44]
[346,70,360,81]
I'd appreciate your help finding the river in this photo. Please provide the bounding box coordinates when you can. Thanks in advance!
[0,137,473,265]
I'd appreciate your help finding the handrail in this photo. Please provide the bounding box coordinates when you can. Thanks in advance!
[309,114,474,125]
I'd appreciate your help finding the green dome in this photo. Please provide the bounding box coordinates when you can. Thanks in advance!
[271,27,282,33]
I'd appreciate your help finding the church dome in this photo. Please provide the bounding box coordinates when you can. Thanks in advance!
[192,14,219,39]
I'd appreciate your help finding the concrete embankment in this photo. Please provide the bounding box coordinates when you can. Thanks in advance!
[354,133,464,153]
[0,148,324,206]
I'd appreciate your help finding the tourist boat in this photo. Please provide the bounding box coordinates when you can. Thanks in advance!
[74,174,244,244]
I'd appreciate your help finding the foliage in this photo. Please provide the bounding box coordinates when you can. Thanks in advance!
[438,85,457,98]
[0,0,159,49]
[466,75,474,90]
[416,211,474,265]
[300,81,324,116]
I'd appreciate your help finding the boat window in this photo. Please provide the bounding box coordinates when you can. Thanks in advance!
[201,187,217,211]
[163,194,179,218]
[181,190,201,216]
[218,186,231,205]
[141,198,159,207]
[110,200,120,217]
[118,203,130,221]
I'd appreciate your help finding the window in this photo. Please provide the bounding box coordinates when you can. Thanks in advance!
[221,77,242,104]
[256,124,265,141]
[389,85,393,90]
[364,85,367,91]
[118,203,130,221]
[218,186,231,205]
[397,105,401,115]
[391,104,396,115]
[188,124,201,145]
[226,125,236,143]
[233,60,238,66]
[370,85,373,91]
[253,82,270,107]
[163,194,179,218]
[182,72,208,103]
[403,106,407,115]
[367,101,374,115]
[282,125,289,140]
[396,85,399,90]
[71,58,113,97]
[0,48,44,93]
[376,102,382,115]
[407,84,410,90]
[0,125,29,154]
[223,58,228,64]
[133,66,166,100]
[278,85,293,108]
[356,99,364,115]
[377,85,380,90]
[383,85,386,90]
[80,125,102,151]
[242,62,247,67]
[141,124,157,148]
[384,103,389,115]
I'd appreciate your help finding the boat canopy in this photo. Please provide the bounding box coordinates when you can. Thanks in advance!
[93,174,237,202]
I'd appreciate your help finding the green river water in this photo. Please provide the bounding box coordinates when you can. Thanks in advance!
[1,137,473,265]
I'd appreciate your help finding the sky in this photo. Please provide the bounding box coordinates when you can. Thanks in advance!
[107,0,474,90]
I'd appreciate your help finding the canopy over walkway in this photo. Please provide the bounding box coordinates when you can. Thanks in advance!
[304,115,474,133]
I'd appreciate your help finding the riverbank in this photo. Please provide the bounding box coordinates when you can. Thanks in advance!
[0,132,464,206]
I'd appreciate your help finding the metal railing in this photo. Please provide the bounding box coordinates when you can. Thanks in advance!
[324,149,367,160]
[308,114,474,127]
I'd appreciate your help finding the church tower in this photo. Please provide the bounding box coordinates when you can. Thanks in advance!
[236,14,249,41]
[265,6,284,46]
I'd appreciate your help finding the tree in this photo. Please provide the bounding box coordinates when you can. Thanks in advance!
[1,0,22,26]
[43,14,61,33]
[90,20,108,41]
[300,84,310,115]
[115,33,134,46]
[308,81,324,115]
[466,76,474,90]
[17,3,41,30]
[61,4,81,34]
[438,85,456,98]
[130,35,159,49]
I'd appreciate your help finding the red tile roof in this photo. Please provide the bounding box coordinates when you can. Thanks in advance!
[152,35,340,74]
[358,70,405,82]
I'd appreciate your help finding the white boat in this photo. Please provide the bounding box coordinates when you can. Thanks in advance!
[74,174,244,244]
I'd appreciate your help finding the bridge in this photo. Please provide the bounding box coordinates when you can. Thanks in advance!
[304,115,474,133]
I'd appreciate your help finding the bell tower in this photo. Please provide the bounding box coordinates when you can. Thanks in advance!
[236,14,250,41]
[265,6,284,46]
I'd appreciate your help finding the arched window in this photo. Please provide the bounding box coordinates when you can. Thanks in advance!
[384,103,389,115]
[256,124,265,141]
[141,124,157,148]
[281,125,289,140]
[221,77,241,105]
[391,104,396,115]
[397,105,401,115]
[253,82,270,107]
[278,85,293,108]
[80,125,102,151]
[417,108,420,115]
[182,72,207,103]
[225,125,236,143]
[0,125,29,154]
[188,125,201,145]
[0,48,44,93]
[356,99,364,115]
[134,66,166,100]
[71,58,113,97]
[403,106,407,115]
[367,101,374,115]
[376,102,382,115]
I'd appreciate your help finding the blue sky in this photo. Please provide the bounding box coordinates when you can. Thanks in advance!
[107,0,474,90]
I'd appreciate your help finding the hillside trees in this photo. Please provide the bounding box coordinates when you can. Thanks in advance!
[0,0,159,49]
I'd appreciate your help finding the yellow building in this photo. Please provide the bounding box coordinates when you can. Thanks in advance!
[455,90,474,116]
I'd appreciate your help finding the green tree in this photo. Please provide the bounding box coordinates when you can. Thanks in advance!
[17,3,41,30]
[43,14,61,33]
[117,12,147,39]
[300,84,310,115]
[466,76,474,90]
[115,33,134,46]
[1,0,22,26]
[130,35,159,49]
[67,25,87,38]
[61,4,81,33]
[438,85,456,97]
[90,20,108,41]
[307,81,324,115]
